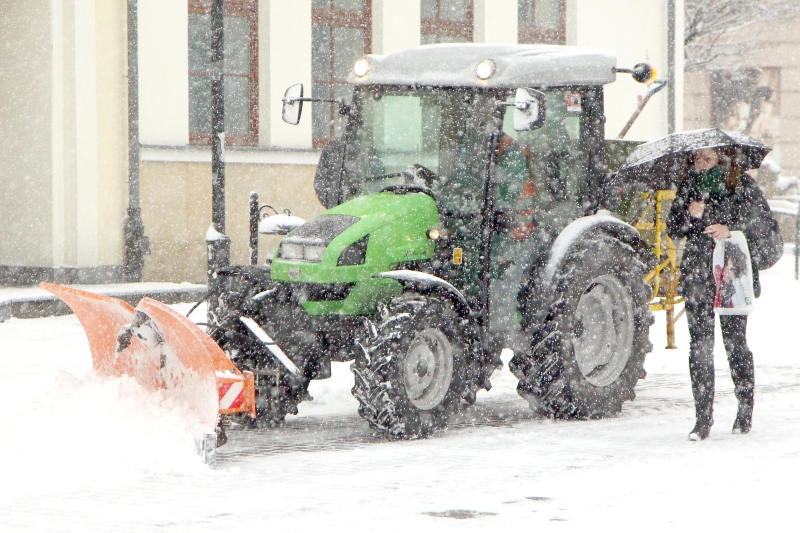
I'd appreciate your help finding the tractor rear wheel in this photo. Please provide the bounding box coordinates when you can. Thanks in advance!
[351,294,482,438]
[510,236,654,419]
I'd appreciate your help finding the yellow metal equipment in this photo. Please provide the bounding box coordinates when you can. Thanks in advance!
[632,190,685,349]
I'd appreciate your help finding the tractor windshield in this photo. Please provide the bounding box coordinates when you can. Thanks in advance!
[341,86,499,214]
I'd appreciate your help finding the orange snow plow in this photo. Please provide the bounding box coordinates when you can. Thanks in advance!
[40,283,256,429]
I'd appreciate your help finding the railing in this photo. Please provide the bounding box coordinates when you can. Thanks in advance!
[767,195,800,280]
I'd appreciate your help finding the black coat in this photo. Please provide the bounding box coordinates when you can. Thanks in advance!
[667,172,772,304]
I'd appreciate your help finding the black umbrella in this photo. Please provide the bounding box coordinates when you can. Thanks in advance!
[617,128,772,189]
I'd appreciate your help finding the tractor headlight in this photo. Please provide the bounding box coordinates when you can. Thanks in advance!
[280,243,305,260]
[353,57,370,77]
[476,59,496,80]
[303,245,326,262]
[337,236,369,266]
[280,242,326,262]
[280,214,361,263]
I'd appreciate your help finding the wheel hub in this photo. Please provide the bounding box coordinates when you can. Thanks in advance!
[403,328,454,410]
[572,275,635,387]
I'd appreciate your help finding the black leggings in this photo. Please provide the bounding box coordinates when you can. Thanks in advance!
[686,299,754,425]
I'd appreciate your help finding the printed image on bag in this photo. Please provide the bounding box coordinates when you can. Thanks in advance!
[713,231,755,315]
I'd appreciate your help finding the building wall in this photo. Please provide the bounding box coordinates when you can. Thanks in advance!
[137,0,681,151]
[373,0,421,54]
[568,0,683,141]
[474,0,517,44]
[687,13,800,181]
[140,153,320,282]
[682,69,711,132]
[265,0,312,149]
[0,0,127,278]
[138,0,189,146]
[0,0,54,267]
[95,0,128,266]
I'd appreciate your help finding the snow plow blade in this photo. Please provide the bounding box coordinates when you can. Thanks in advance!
[39,283,256,425]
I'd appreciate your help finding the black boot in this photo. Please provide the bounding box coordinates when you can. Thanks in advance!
[732,398,753,434]
[689,418,712,441]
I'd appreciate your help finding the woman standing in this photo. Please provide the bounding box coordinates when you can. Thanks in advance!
[667,147,776,441]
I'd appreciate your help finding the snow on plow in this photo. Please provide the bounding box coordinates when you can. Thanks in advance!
[40,283,256,432]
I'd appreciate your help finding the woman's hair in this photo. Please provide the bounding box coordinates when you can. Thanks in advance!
[718,147,745,190]
[724,240,748,277]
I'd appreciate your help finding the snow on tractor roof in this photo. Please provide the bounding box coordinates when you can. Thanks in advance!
[348,44,617,89]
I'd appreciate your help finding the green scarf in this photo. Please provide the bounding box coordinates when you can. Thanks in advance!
[693,165,727,196]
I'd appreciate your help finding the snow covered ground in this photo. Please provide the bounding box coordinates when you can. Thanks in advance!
[1,250,799,531]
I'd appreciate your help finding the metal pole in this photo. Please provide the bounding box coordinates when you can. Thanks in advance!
[207,0,231,283]
[667,0,676,134]
[249,192,259,265]
[123,0,149,282]
[795,203,799,280]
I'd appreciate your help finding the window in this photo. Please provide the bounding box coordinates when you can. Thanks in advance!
[518,0,565,45]
[503,88,600,203]
[312,0,372,147]
[188,0,258,146]
[344,86,497,213]
[421,0,473,45]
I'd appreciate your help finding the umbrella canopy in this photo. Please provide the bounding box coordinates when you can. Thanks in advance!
[617,128,772,189]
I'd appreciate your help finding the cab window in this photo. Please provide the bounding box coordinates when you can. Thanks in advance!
[502,88,590,202]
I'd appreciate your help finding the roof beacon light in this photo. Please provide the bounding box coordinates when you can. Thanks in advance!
[616,63,658,84]
[631,62,657,84]
[353,58,370,77]
[476,59,496,80]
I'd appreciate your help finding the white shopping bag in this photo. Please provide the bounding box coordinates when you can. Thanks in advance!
[713,231,755,315]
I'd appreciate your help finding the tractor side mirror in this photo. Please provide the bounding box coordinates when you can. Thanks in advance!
[282,83,304,125]
[513,88,546,131]
[314,138,346,209]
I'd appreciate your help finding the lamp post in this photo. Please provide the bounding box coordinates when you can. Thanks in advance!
[123,0,149,282]
[667,0,676,134]
[206,0,231,283]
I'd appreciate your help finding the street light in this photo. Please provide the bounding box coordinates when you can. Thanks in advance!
[206,0,231,284]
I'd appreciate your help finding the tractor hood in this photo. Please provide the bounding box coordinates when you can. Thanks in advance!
[271,191,439,287]
[325,190,436,233]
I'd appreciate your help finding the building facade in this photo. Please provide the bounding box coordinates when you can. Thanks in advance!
[0,0,683,285]
[683,11,799,187]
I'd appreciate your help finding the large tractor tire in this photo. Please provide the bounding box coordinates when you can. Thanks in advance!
[510,236,654,419]
[351,294,484,438]
[208,268,311,427]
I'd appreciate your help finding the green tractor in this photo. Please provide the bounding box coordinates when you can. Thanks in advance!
[208,44,661,438]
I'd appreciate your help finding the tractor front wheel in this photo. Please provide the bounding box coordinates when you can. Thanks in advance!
[351,295,480,438]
